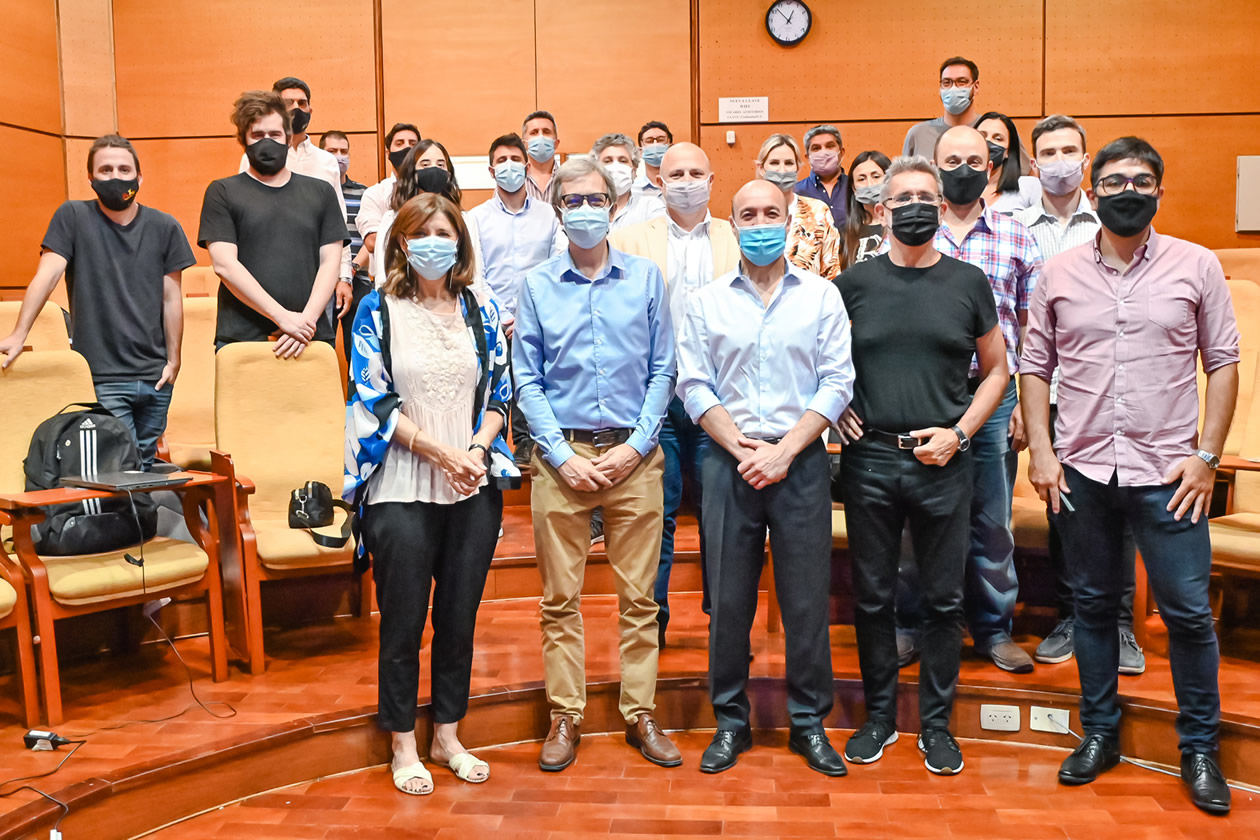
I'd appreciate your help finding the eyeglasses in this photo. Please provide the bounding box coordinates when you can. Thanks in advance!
[939,79,973,89]
[560,193,612,210]
[884,192,943,209]
[1094,173,1159,196]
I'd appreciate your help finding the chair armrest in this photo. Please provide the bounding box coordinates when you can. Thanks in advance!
[210,449,256,495]
[1218,456,1260,473]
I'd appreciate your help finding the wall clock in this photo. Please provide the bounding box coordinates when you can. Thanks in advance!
[766,0,812,47]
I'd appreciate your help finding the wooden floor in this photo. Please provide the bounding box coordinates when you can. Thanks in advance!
[0,591,1258,828]
[147,731,1252,840]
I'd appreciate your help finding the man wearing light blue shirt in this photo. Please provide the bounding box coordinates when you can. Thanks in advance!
[513,156,680,773]
[469,132,566,464]
[677,179,854,777]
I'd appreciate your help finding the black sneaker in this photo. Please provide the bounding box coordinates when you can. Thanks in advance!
[844,720,899,764]
[918,728,964,775]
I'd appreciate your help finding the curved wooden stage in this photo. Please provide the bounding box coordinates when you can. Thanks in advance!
[0,591,1256,838]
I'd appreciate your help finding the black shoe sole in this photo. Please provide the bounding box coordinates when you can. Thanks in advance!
[626,734,683,768]
[788,741,847,777]
[538,753,576,772]
[1189,797,1231,816]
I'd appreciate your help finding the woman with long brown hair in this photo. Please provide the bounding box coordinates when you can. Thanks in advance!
[344,193,511,796]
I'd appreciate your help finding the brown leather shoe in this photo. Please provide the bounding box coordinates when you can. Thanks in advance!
[539,715,580,771]
[626,714,683,767]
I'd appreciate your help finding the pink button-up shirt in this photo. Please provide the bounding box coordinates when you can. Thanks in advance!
[1021,230,1240,487]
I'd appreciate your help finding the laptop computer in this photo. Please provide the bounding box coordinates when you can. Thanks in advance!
[62,471,192,492]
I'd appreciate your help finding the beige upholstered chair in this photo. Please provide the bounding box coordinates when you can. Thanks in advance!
[0,300,70,351]
[162,297,218,469]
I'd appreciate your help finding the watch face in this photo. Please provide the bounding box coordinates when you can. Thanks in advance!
[766,0,812,46]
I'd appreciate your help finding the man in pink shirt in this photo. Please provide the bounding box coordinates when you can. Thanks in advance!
[1020,137,1239,815]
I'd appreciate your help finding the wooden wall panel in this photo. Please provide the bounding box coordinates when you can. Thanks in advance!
[381,0,535,157]
[112,0,377,138]
[1,128,66,285]
[1045,0,1260,116]
[535,0,693,153]
[698,0,1042,124]
[59,0,116,138]
[0,0,61,133]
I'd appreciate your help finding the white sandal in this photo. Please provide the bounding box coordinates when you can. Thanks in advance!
[391,760,434,795]
[445,752,490,783]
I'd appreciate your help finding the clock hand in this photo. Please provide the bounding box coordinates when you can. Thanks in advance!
[778,8,790,21]
[786,11,794,22]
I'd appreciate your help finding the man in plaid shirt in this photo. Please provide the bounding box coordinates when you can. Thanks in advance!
[898,125,1043,674]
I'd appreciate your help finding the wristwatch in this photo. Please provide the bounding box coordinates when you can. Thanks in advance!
[951,425,971,452]
[469,443,490,465]
[1196,449,1221,470]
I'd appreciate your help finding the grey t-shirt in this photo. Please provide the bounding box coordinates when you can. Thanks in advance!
[42,200,194,382]
[902,117,947,159]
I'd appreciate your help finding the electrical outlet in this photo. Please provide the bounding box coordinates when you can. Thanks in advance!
[980,703,1020,732]
[1030,706,1071,734]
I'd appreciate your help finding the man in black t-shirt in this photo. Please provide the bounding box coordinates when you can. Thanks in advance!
[834,156,1008,777]
[0,135,194,469]
[198,90,347,356]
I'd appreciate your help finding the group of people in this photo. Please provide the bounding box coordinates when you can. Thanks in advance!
[0,56,1237,816]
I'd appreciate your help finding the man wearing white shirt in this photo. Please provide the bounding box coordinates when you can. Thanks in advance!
[610,142,739,644]
[355,122,421,282]
[635,121,672,201]
[469,132,566,465]
[677,179,853,776]
[593,133,666,233]
[238,77,352,310]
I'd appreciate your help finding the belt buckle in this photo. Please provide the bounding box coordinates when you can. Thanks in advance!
[897,434,920,450]
[592,428,620,449]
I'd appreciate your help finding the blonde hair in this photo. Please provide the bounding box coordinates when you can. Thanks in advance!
[756,133,802,168]
[380,194,476,299]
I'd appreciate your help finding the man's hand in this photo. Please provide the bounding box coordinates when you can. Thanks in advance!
[502,315,515,340]
[558,455,614,492]
[737,440,794,490]
[435,446,488,497]
[909,427,959,467]
[1009,406,1027,453]
[335,281,354,318]
[1163,455,1215,524]
[274,310,317,343]
[156,361,180,390]
[590,444,642,486]
[273,334,310,359]
[837,407,864,443]
[0,332,27,369]
[1029,446,1070,513]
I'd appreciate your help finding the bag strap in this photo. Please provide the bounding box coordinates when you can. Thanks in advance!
[302,499,356,549]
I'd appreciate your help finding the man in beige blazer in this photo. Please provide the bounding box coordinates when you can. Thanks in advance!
[610,142,739,646]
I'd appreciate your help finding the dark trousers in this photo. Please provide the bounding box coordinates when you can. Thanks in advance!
[704,440,834,732]
[363,486,503,732]
[1056,466,1220,752]
[843,437,973,730]
[657,397,711,630]
[94,379,173,470]
[339,273,374,367]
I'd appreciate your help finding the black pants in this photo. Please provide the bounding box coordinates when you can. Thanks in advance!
[842,437,972,730]
[363,486,503,732]
[704,440,834,732]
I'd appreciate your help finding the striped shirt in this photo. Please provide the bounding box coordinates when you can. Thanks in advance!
[340,177,367,263]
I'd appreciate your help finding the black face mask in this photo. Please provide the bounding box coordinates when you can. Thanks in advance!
[415,166,450,195]
[1095,190,1158,238]
[987,141,1007,170]
[245,137,288,175]
[289,107,311,135]
[890,202,940,247]
[388,147,412,173]
[940,164,988,205]
[91,177,139,212]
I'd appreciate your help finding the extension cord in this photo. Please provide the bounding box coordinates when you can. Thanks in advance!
[22,731,71,751]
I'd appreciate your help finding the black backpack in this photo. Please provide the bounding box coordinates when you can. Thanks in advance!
[23,403,158,556]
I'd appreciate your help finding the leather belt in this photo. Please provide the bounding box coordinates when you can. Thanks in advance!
[865,428,929,450]
[562,428,632,448]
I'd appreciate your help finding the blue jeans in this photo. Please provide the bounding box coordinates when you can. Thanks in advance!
[1055,466,1220,752]
[657,397,710,633]
[94,379,173,469]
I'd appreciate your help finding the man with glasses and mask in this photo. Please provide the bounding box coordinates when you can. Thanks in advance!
[796,125,849,227]
[678,178,853,777]
[513,157,680,774]
[356,122,421,285]
[1021,137,1238,815]
[836,156,1007,776]
[635,121,672,201]
[903,57,981,159]
[610,143,740,647]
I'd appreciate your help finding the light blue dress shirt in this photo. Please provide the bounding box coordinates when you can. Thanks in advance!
[513,246,676,468]
[467,192,566,318]
[676,262,854,439]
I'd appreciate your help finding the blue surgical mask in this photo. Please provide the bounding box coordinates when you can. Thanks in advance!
[735,222,788,267]
[562,205,610,249]
[940,87,972,116]
[494,160,527,193]
[405,236,459,281]
[642,143,669,168]
[527,136,556,163]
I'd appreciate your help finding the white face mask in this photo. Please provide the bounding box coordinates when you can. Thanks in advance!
[1037,158,1086,197]
[604,162,635,197]
[662,178,711,214]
